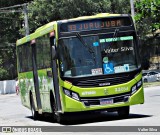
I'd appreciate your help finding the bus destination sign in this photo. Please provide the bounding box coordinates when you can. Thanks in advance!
[60,17,132,32]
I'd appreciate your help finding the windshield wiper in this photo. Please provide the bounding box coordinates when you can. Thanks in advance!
[110,28,119,46]
[76,33,94,54]
[113,28,119,39]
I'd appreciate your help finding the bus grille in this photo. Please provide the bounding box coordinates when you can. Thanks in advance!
[63,69,141,88]
[72,75,132,87]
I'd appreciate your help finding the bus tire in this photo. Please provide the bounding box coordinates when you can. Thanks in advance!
[117,106,130,118]
[30,93,39,120]
[50,92,65,124]
[56,113,65,124]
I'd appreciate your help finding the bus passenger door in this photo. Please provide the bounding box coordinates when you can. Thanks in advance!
[50,34,62,112]
[31,42,42,114]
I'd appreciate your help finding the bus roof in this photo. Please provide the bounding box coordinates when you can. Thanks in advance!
[58,13,124,23]
[16,21,56,46]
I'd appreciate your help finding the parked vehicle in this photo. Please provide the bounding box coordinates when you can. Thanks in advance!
[142,71,160,82]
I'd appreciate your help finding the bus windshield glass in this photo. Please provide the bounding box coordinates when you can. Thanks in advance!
[58,31,140,77]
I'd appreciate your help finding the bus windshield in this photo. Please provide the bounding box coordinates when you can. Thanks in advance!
[58,31,140,77]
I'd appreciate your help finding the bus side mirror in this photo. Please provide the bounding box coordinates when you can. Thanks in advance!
[52,46,57,59]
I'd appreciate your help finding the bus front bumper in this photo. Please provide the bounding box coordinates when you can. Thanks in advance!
[61,87,144,112]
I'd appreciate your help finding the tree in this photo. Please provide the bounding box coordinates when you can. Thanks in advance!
[27,0,131,32]
[27,0,111,31]
[135,0,160,40]
[134,0,160,69]
[0,0,32,8]
[109,0,130,13]
[0,0,33,80]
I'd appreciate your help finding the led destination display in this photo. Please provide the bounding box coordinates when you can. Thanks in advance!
[60,17,132,32]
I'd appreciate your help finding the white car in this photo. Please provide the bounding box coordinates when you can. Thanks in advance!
[142,71,160,82]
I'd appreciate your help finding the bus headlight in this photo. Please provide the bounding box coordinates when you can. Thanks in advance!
[63,88,80,101]
[137,80,142,87]
[64,89,71,97]
[131,85,137,94]
[131,79,142,94]
[72,92,80,101]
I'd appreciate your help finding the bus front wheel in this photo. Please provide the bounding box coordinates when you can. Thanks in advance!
[50,92,65,123]
[117,106,130,118]
[56,113,65,124]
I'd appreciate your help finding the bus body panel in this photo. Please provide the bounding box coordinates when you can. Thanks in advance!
[18,71,35,109]
[37,69,53,112]
[60,72,144,112]
[61,87,144,112]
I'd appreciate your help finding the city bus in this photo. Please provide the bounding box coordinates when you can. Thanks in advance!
[16,13,144,123]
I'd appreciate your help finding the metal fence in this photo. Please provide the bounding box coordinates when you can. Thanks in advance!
[0,80,16,94]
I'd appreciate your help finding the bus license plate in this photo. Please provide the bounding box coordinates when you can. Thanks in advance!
[100,98,113,105]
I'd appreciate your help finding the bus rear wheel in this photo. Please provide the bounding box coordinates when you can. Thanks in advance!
[30,93,39,120]
[117,106,130,118]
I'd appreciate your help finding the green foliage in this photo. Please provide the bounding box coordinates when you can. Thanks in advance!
[0,0,30,80]
[135,0,160,39]
[27,0,108,30]
[0,68,9,80]
[27,0,130,31]
[0,0,32,8]
[134,0,160,70]
[109,0,130,14]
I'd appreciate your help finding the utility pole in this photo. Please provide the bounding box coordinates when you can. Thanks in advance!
[130,0,135,21]
[0,3,30,36]
[23,4,29,36]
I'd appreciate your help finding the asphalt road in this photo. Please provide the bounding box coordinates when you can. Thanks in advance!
[0,86,160,134]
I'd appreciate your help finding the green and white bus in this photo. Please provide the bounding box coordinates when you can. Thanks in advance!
[16,13,144,122]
